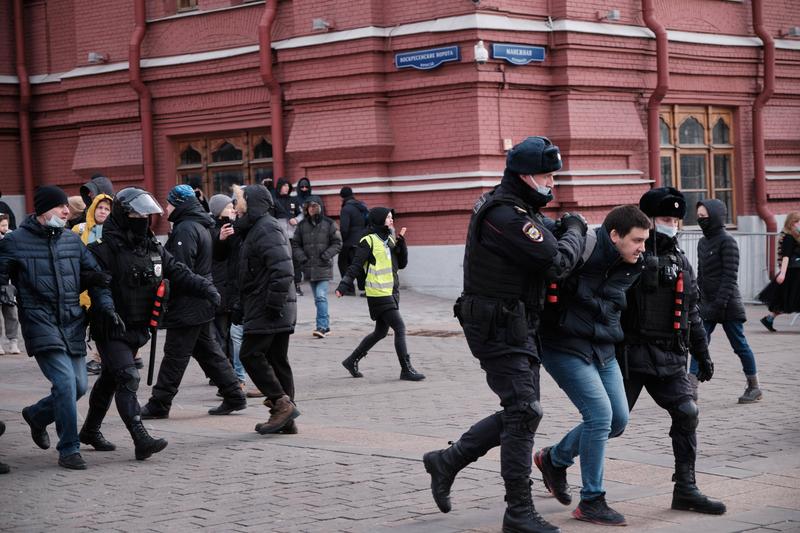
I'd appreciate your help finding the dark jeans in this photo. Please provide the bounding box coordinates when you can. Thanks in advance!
[87,339,141,428]
[690,320,757,377]
[239,332,294,402]
[625,371,697,465]
[354,309,407,356]
[149,322,241,410]
[457,354,541,481]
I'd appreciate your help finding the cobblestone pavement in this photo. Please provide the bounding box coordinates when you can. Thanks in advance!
[1,288,798,532]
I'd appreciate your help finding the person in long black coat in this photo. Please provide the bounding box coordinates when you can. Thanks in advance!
[693,199,761,404]
[337,187,368,293]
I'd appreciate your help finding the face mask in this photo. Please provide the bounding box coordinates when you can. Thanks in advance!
[46,215,67,228]
[655,224,678,238]
[128,217,149,235]
[697,217,712,232]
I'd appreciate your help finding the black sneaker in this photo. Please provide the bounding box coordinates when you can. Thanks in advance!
[760,316,776,332]
[58,452,87,470]
[534,447,572,505]
[86,360,102,375]
[22,406,50,450]
[573,494,626,526]
[140,402,170,420]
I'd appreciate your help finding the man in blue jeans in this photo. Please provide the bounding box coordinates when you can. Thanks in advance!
[535,205,650,526]
[0,186,118,470]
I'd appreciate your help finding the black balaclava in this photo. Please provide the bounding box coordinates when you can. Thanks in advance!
[368,207,392,240]
[697,198,726,237]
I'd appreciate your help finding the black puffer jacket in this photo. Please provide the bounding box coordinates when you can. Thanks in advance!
[162,197,216,328]
[696,199,746,323]
[211,217,237,312]
[0,215,114,357]
[237,185,296,334]
[541,226,643,364]
[292,202,342,282]
[340,197,368,248]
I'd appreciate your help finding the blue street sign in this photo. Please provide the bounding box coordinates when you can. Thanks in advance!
[491,44,546,65]
[395,46,460,70]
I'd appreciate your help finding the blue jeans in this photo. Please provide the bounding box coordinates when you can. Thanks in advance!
[229,323,246,383]
[691,320,757,377]
[311,280,329,331]
[28,350,88,457]
[541,351,629,500]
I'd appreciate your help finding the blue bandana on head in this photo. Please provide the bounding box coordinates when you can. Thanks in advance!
[167,184,195,206]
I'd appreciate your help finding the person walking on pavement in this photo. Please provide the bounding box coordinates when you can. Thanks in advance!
[233,184,300,435]
[140,185,246,419]
[694,199,762,403]
[273,179,303,296]
[534,205,649,527]
[337,186,369,295]
[613,187,726,515]
[0,214,20,355]
[336,207,425,382]
[422,137,587,533]
[758,211,800,331]
[80,188,219,460]
[0,420,9,474]
[0,185,119,470]
[292,198,342,338]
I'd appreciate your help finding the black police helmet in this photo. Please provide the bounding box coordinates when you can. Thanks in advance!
[111,187,163,227]
[639,187,686,219]
[506,136,563,176]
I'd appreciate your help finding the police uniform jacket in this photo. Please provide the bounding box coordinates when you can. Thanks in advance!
[0,215,114,357]
[621,232,709,377]
[541,226,643,365]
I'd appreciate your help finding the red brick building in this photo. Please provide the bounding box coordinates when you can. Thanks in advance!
[1,0,798,295]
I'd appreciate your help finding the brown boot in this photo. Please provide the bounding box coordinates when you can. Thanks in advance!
[256,395,300,435]
[256,400,299,434]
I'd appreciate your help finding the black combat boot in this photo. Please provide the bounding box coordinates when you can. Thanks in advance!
[503,478,560,533]
[208,387,247,415]
[398,354,425,381]
[342,350,367,378]
[533,447,571,505]
[671,463,726,514]
[128,417,168,461]
[423,441,475,513]
[79,403,116,451]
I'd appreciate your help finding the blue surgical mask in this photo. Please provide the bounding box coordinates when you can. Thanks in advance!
[655,224,678,238]
[46,215,67,229]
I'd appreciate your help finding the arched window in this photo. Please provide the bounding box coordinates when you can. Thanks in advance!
[712,118,730,145]
[659,118,671,146]
[212,141,243,163]
[253,138,273,160]
[678,117,704,144]
[179,145,201,166]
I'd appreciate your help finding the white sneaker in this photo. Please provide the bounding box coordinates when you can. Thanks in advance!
[7,339,19,354]
[312,330,326,338]
[0,344,5,355]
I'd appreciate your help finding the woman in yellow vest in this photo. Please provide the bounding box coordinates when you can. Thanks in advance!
[336,207,425,381]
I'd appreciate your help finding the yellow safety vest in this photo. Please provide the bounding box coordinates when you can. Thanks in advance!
[361,233,395,297]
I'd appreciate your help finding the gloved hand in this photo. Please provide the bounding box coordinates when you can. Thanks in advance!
[205,287,221,308]
[0,284,15,306]
[102,309,127,338]
[81,271,112,291]
[230,306,243,326]
[695,355,715,382]
[560,213,588,236]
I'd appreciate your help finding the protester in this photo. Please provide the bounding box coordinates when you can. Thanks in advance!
[0,214,20,355]
[338,187,368,295]
[73,174,114,228]
[694,199,761,403]
[66,196,86,229]
[233,184,300,435]
[0,191,17,230]
[0,185,118,470]
[140,185,246,419]
[758,211,800,331]
[618,188,725,515]
[292,198,342,337]
[273,179,302,295]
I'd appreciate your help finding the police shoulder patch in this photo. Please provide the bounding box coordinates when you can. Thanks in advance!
[522,221,544,243]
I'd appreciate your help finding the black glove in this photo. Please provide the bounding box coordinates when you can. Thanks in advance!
[560,213,588,236]
[230,306,243,326]
[695,355,714,382]
[100,309,127,339]
[205,287,221,308]
[0,284,15,306]
[80,271,112,291]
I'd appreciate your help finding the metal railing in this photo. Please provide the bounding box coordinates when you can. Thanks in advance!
[678,231,780,303]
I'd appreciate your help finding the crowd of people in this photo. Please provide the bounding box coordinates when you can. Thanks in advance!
[0,137,796,531]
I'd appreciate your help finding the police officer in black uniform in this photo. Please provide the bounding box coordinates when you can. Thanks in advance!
[79,188,222,460]
[619,187,726,514]
[423,137,587,533]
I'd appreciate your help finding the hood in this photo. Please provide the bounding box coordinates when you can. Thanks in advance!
[302,197,324,217]
[276,178,293,197]
[243,184,275,219]
[79,175,115,206]
[297,177,312,194]
[168,196,214,228]
[77,193,112,243]
[367,207,392,239]
[697,198,726,236]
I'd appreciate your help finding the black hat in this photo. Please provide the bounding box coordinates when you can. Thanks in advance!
[639,187,686,218]
[339,186,353,198]
[506,136,563,176]
[34,185,69,216]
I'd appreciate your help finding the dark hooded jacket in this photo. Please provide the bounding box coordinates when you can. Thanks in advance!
[274,179,299,221]
[0,192,17,230]
[80,175,115,209]
[295,177,322,209]
[211,215,237,313]
[0,215,114,357]
[237,185,296,334]
[292,201,342,282]
[162,196,217,328]
[696,198,746,323]
[340,196,369,248]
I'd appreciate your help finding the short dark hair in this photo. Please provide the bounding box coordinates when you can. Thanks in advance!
[602,205,651,237]
[0,214,8,222]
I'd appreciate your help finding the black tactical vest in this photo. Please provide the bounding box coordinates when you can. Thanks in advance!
[107,240,163,327]
[626,250,686,341]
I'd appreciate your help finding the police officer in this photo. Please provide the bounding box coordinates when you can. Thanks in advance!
[619,187,726,515]
[80,188,222,460]
[423,137,587,533]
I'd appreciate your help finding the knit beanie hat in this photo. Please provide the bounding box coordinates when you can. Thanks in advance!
[34,185,69,216]
[209,194,233,218]
[167,184,195,206]
[339,186,353,198]
[67,196,86,218]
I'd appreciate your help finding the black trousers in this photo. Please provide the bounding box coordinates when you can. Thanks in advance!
[86,339,142,428]
[457,354,541,481]
[625,370,697,465]
[212,312,232,363]
[354,308,408,357]
[239,332,294,402]
[150,322,241,410]
[338,246,365,291]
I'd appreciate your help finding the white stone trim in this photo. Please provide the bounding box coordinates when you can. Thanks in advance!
[554,169,643,177]
[766,166,800,172]
[554,178,652,186]
[315,179,501,195]
[310,171,503,187]
[766,174,800,180]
